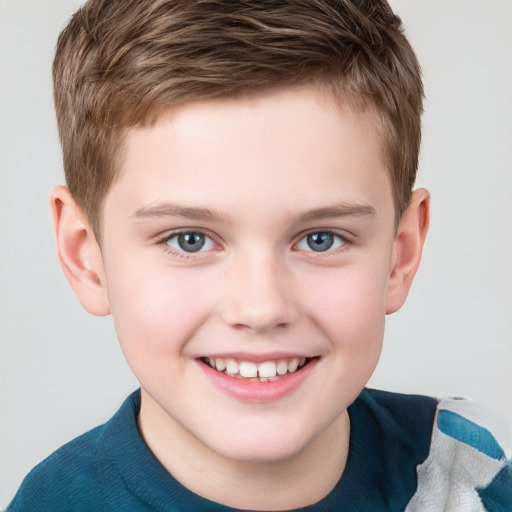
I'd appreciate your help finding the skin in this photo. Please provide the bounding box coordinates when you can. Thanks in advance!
[51,84,429,510]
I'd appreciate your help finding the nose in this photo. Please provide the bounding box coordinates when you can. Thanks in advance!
[220,251,299,333]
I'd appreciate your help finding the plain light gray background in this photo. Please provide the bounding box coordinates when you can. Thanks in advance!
[1,0,511,507]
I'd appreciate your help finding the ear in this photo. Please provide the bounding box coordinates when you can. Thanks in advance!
[50,185,111,316]
[385,188,430,314]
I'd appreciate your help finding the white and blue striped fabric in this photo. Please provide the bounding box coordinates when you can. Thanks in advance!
[406,397,512,511]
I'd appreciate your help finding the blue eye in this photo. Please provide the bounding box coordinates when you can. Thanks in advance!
[166,232,215,253]
[297,232,345,252]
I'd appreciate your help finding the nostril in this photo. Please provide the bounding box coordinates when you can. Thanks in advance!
[233,322,290,333]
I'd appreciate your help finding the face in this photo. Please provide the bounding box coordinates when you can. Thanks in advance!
[99,85,397,463]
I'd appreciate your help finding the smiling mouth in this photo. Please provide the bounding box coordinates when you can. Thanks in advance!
[200,356,316,382]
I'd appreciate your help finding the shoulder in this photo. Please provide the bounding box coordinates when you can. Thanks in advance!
[6,424,108,510]
[349,388,439,466]
[6,391,142,511]
[406,396,512,511]
[357,387,438,418]
[352,388,439,447]
[340,389,438,510]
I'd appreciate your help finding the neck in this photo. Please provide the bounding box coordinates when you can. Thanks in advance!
[138,389,351,511]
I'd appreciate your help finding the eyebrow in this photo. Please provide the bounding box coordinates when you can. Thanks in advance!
[298,203,376,222]
[131,201,376,223]
[131,203,229,223]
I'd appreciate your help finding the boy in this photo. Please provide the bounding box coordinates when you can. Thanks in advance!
[6,0,511,510]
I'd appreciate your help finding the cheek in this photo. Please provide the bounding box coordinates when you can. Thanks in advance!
[303,264,388,382]
[104,257,212,362]
[307,266,388,336]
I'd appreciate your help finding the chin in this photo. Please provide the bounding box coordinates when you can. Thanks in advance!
[215,443,304,465]
[203,424,312,465]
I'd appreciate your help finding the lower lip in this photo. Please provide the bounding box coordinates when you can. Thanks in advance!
[197,358,318,403]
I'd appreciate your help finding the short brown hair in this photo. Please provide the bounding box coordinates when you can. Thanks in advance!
[53,0,423,237]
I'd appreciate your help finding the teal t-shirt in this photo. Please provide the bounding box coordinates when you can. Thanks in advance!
[7,389,511,511]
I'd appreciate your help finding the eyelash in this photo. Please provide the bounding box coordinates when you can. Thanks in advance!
[158,230,217,259]
[157,229,351,259]
[294,230,349,254]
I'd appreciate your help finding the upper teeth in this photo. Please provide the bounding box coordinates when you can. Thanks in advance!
[206,357,307,378]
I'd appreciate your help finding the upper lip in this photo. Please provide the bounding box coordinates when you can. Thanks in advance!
[197,352,318,363]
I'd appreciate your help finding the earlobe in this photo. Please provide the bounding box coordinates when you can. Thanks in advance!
[50,186,111,316]
[385,188,430,314]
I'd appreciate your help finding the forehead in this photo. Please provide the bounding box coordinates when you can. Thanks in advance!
[105,84,392,226]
